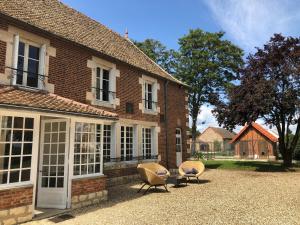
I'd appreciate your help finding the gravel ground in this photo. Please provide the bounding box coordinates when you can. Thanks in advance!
[25,169,300,225]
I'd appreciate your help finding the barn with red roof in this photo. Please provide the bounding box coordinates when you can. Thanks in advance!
[231,123,278,160]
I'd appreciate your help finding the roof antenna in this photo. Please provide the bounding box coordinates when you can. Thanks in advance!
[124,28,128,39]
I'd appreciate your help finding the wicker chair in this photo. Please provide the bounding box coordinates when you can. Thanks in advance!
[178,161,205,183]
[137,163,170,194]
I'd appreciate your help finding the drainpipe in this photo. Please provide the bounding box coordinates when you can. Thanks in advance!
[164,80,169,169]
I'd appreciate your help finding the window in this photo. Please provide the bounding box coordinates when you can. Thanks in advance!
[73,123,102,176]
[144,82,153,110]
[96,67,111,102]
[0,116,34,185]
[176,128,182,152]
[121,126,133,161]
[103,125,111,162]
[16,41,41,88]
[142,128,152,159]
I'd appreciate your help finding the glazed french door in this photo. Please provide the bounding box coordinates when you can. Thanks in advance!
[37,119,69,209]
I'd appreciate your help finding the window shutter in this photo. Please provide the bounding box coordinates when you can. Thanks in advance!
[38,44,46,89]
[12,34,19,85]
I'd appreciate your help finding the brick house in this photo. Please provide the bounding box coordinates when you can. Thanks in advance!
[231,123,278,160]
[0,0,189,223]
[197,127,235,152]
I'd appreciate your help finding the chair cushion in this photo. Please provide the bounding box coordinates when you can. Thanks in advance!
[156,169,168,176]
[183,167,198,175]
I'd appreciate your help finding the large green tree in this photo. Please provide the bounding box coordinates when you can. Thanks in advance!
[175,29,244,151]
[213,34,300,167]
[132,39,176,74]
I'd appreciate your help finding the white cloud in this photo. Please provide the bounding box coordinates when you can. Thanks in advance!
[204,0,300,53]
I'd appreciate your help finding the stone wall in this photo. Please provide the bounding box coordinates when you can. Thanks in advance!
[0,186,33,225]
[71,176,107,209]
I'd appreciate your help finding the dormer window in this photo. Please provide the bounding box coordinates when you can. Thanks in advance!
[12,35,46,89]
[96,67,111,102]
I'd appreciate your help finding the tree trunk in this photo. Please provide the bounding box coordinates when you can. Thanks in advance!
[191,117,197,155]
[282,150,293,167]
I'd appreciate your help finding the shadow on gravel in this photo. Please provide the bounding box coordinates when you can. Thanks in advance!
[204,161,300,173]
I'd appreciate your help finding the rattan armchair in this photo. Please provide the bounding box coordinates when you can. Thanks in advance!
[178,161,205,183]
[137,163,170,194]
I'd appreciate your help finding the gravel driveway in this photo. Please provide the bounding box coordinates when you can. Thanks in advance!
[25,169,300,225]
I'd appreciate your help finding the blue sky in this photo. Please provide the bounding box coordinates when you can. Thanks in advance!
[61,0,300,132]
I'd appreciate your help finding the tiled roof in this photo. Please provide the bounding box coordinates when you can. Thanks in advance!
[0,85,118,119]
[0,0,184,85]
[209,127,235,139]
[231,122,278,143]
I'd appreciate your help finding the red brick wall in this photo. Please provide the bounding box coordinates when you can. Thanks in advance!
[0,16,189,170]
[72,176,106,196]
[0,186,33,210]
[104,167,137,178]
[0,41,6,73]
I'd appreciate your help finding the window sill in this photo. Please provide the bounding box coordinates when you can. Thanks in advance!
[72,173,105,180]
[143,109,159,115]
[0,182,33,191]
[92,99,116,109]
[13,84,45,92]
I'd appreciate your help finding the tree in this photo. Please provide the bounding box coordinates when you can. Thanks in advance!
[132,39,176,74]
[175,29,244,152]
[213,34,300,167]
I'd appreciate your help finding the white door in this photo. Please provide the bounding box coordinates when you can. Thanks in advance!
[37,119,69,209]
[176,128,182,167]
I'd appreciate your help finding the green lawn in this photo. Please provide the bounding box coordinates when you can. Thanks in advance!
[203,160,300,172]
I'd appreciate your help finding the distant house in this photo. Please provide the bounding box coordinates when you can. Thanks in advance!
[197,127,235,152]
[231,123,278,160]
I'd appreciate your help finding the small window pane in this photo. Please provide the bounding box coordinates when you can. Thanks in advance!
[0,171,8,184]
[0,144,10,156]
[12,130,23,142]
[60,122,66,132]
[58,144,65,153]
[25,118,34,129]
[42,177,48,187]
[57,178,64,188]
[11,143,22,155]
[49,177,56,188]
[22,156,31,168]
[28,45,39,60]
[0,130,11,142]
[11,157,21,169]
[18,42,25,56]
[1,116,12,128]
[23,143,32,155]
[9,170,20,183]
[24,131,33,142]
[21,169,30,182]
[52,123,58,132]
[13,117,23,129]
[0,157,9,170]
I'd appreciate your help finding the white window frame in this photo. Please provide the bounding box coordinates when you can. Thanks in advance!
[103,124,112,162]
[139,75,160,115]
[120,125,134,161]
[142,127,152,159]
[73,122,103,177]
[95,67,111,102]
[176,128,182,153]
[0,113,39,190]
[12,34,46,90]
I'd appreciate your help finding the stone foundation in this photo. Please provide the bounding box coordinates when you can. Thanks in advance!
[71,175,107,209]
[71,190,108,209]
[107,174,140,187]
[0,205,32,225]
[0,186,33,225]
